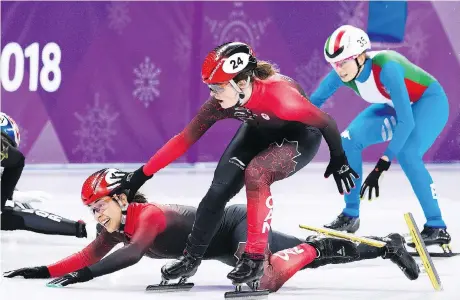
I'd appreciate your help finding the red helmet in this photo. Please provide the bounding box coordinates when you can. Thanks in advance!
[81,168,125,206]
[201,42,257,84]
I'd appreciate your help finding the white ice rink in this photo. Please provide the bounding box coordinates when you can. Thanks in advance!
[1,163,459,300]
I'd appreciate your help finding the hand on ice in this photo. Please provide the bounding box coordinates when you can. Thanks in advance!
[3,266,50,279]
[46,267,93,288]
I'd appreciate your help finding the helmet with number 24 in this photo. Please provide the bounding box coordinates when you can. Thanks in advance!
[201,42,258,85]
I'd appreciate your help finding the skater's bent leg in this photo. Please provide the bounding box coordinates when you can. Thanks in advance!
[396,83,448,228]
[186,124,268,257]
[1,206,87,237]
[244,128,321,255]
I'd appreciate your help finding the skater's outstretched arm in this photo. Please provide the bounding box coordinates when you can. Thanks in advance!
[3,230,120,279]
[87,205,166,277]
[109,98,229,200]
[309,69,344,108]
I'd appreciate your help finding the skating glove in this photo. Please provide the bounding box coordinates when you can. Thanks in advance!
[3,266,50,279]
[324,152,359,195]
[46,267,93,287]
[360,158,391,201]
[108,166,153,201]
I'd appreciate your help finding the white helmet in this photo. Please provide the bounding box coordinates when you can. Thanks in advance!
[324,25,371,63]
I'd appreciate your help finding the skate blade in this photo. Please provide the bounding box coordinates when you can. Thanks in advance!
[145,282,194,292]
[409,251,459,258]
[224,289,269,299]
[408,243,457,257]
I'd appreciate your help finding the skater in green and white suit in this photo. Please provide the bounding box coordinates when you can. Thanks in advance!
[310,25,451,249]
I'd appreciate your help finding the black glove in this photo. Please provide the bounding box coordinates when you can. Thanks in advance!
[108,166,152,201]
[324,152,359,195]
[3,266,50,279]
[360,158,391,201]
[46,267,93,288]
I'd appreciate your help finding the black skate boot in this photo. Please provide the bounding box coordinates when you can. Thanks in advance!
[161,251,201,281]
[324,213,360,233]
[225,252,269,299]
[407,226,452,254]
[304,236,359,269]
[146,251,200,292]
[381,233,419,280]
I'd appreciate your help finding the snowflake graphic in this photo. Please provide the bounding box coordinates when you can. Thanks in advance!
[133,57,161,108]
[404,26,429,64]
[337,1,366,28]
[174,30,192,70]
[205,1,271,47]
[107,2,131,35]
[73,93,119,162]
[295,50,335,108]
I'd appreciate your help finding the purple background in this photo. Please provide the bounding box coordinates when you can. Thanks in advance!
[1,1,459,164]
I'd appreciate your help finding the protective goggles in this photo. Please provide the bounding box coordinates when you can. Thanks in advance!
[331,55,358,69]
[208,82,227,94]
[88,195,120,214]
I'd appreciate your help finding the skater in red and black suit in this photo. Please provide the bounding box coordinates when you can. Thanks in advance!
[3,168,419,291]
[111,42,360,289]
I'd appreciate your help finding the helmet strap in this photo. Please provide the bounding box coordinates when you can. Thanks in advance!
[115,197,128,233]
[351,57,366,81]
[230,75,251,107]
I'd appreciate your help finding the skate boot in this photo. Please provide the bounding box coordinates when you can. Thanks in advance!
[225,252,269,299]
[227,252,265,285]
[324,213,360,233]
[304,236,359,269]
[147,251,200,292]
[407,226,452,254]
[161,250,201,281]
[381,233,419,280]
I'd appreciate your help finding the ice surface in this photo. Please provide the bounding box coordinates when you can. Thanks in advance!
[1,163,459,299]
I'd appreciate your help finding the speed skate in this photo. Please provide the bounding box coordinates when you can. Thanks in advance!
[145,277,194,292]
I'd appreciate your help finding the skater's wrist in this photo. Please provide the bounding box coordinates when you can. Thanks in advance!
[375,158,391,173]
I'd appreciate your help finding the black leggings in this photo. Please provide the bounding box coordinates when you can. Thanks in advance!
[1,205,83,237]
[187,123,322,256]
[203,204,304,267]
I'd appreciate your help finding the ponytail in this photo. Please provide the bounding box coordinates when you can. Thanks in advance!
[253,60,278,79]
[233,60,279,83]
